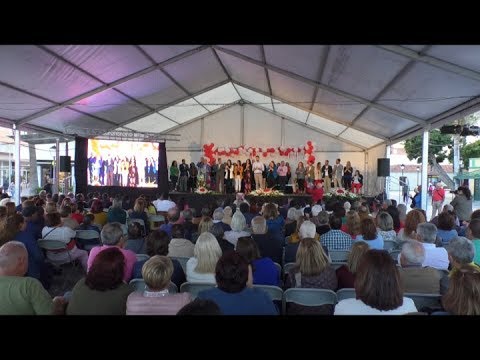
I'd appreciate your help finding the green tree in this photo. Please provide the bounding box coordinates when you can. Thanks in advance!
[404,130,453,164]
[461,140,480,170]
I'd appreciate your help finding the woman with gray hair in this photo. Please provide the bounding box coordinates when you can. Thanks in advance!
[127,256,191,315]
[224,211,250,247]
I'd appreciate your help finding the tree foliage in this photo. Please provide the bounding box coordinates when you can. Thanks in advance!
[404,130,452,164]
[461,140,480,170]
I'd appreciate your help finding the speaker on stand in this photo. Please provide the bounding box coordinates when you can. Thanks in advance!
[377,158,390,202]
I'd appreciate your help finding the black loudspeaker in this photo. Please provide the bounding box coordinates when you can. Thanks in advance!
[284,185,293,194]
[377,158,390,177]
[60,156,71,172]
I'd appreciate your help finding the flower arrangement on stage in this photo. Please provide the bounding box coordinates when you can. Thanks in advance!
[323,188,361,202]
[195,186,211,194]
[250,188,283,196]
[195,177,211,194]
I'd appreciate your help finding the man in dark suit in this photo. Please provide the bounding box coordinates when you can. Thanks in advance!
[321,160,333,193]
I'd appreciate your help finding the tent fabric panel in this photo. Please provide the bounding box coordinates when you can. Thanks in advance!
[0,45,102,103]
[114,70,187,108]
[46,45,152,84]
[0,84,53,120]
[264,45,328,81]
[162,49,228,94]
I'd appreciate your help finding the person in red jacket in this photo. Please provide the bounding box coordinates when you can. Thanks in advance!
[307,181,324,204]
[431,182,445,219]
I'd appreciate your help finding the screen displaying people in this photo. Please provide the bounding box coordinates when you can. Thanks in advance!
[87,139,159,188]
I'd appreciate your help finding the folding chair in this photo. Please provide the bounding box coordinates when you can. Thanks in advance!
[75,230,100,251]
[38,239,78,289]
[148,214,166,230]
[136,254,150,262]
[283,288,337,314]
[253,285,283,314]
[170,256,189,273]
[179,282,216,299]
[129,278,178,294]
[329,250,350,263]
[336,288,356,302]
[383,240,398,252]
[404,292,442,311]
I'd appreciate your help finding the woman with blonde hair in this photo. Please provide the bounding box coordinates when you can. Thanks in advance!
[397,209,426,242]
[336,241,370,289]
[127,256,191,315]
[344,210,361,239]
[285,237,337,314]
[357,206,370,222]
[186,232,222,283]
[129,198,149,234]
[286,238,337,290]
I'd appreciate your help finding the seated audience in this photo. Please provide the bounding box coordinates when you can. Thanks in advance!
[263,203,284,238]
[397,210,426,243]
[436,211,458,246]
[186,232,222,283]
[467,219,480,266]
[0,241,64,315]
[127,256,191,315]
[285,237,337,314]
[224,211,250,247]
[315,211,331,236]
[236,236,280,286]
[440,236,480,294]
[168,224,195,258]
[42,212,88,271]
[336,241,370,289]
[441,264,480,315]
[177,298,222,315]
[124,222,146,254]
[320,215,353,251]
[133,230,185,288]
[89,199,108,228]
[129,198,150,235]
[67,247,134,315]
[376,211,397,243]
[87,222,137,282]
[355,218,384,250]
[181,209,198,241]
[416,223,449,271]
[398,240,442,294]
[251,216,283,264]
[334,250,417,315]
[343,210,361,239]
[209,223,234,255]
[197,251,278,315]
[60,205,79,230]
[107,198,127,224]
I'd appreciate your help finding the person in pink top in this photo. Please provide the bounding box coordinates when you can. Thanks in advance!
[126,255,191,315]
[431,182,445,219]
[277,161,288,191]
[87,222,137,283]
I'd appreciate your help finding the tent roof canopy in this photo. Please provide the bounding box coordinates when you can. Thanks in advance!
[1,45,480,148]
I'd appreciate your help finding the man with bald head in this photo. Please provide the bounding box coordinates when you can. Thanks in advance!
[0,241,64,315]
[398,240,442,294]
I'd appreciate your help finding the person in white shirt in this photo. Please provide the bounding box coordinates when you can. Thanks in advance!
[334,249,417,315]
[415,223,449,271]
[223,211,251,247]
[333,158,344,189]
[252,156,264,190]
[186,232,222,283]
[153,192,177,212]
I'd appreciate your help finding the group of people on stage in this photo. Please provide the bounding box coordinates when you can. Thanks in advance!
[88,154,158,187]
[169,156,364,195]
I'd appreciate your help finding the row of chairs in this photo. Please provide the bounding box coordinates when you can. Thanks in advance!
[127,279,442,314]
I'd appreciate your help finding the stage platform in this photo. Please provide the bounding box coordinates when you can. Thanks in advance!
[169,192,312,214]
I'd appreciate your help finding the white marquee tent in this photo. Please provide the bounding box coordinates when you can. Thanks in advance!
[2,45,480,202]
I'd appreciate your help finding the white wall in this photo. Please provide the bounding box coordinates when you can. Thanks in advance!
[365,143,387,195]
